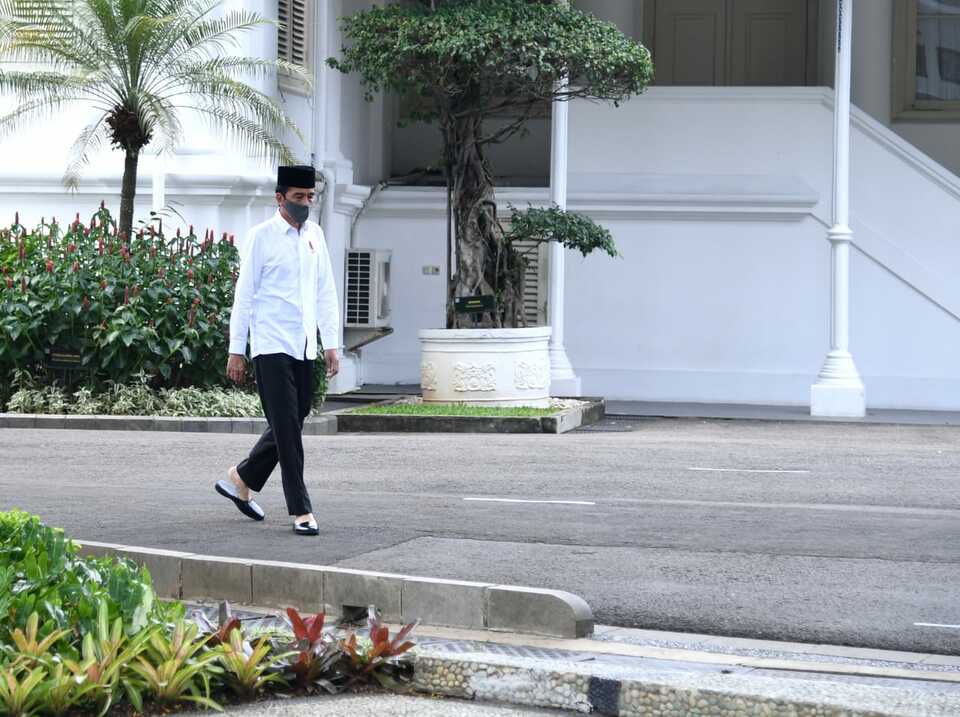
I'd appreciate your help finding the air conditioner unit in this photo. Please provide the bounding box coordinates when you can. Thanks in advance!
[345,249,391,328]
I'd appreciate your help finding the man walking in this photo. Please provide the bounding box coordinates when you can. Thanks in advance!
[215,165,339,536]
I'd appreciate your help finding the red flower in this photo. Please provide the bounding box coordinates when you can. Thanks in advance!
[228,234,235,246]
[90,217,96,229]
[97,238,104,256]
[188,224,194,235]
[100,200,105,209]
[5,278,11,289]
[67,242,76,253]
[186,269,194,280]
[71,261,79,273]
[14,211,19,225]
[45,259,54,273]
[176,227,181,238]
[150,246,156,258]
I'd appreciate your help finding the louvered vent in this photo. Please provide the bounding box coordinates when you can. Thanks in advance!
[345,249,391,328]
[346,250,371,326]
[278,0,309,68]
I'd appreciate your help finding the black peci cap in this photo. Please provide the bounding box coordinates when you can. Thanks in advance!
[277,165,316,188]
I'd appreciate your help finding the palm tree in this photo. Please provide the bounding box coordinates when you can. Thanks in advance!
[0,0,305,237]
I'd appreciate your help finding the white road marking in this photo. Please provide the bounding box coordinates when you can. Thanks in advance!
[914,622,960,629]
[687,467,811,475]
[463,498,596,506]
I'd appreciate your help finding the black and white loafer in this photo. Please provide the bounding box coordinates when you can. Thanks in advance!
[215,478,265,521]
[293,518,319,536]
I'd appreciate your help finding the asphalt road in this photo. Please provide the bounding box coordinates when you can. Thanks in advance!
[2,418,959,654]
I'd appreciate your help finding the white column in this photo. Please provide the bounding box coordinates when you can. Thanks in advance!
[811,0,865,417]
[547,79,582,397]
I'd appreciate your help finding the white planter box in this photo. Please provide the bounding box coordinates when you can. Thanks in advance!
[418,327,553,407]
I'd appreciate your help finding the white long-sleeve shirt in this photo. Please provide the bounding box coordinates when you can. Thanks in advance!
[229,210,340,360]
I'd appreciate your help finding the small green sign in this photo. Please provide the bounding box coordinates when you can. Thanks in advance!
[44,346,82,369]
[454,295,496,315]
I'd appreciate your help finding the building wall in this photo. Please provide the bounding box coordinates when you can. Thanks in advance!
[357,87,960,409]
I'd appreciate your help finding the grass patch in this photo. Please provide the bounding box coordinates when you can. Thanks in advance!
[350,402,559,417]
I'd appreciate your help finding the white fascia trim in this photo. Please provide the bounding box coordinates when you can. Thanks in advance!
[361,181,819,222]
[0,171,276,199]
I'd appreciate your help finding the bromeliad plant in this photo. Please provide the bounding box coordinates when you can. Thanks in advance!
[0,512,422,716]
[330,0,650,327]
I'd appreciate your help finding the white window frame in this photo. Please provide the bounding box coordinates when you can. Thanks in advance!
[278,0,311,96]
[893,0,960,120]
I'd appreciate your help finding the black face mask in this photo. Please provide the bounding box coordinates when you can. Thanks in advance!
[283,200,310,225]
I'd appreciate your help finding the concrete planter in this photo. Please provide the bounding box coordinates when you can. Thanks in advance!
[418,327,552,407]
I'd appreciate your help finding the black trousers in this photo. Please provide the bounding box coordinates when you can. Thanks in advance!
[236,353,314,516]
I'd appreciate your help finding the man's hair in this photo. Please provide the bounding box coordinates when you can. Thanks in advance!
[275,185,289,196]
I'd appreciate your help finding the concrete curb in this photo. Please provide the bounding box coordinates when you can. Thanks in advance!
[75,541,593,639]
[412,651,960,717]
[0,413,337,435]
[334,399,605,434]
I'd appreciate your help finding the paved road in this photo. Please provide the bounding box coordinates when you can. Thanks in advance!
[2,418,959,654]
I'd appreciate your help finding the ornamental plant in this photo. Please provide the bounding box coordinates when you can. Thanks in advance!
[0,205,242,397]
[0,0,304,238]
[330,0,652,327]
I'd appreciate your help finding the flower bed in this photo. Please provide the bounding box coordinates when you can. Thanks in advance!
[0,206,326,410]
[0,511,417,716]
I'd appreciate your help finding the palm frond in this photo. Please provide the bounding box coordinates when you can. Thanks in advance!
[0,93,84,140]
[183,103,294,164]
[176,74,303,144]
[64,115,110,189]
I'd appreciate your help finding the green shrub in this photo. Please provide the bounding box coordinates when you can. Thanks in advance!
[0,206,241,396]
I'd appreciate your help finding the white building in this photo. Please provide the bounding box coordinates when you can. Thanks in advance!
[3,0,959,412]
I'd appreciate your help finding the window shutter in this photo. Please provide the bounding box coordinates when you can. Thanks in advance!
[278,0,309,69]
[512,239,548,327]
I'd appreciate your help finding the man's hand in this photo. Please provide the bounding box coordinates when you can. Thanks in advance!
[226,354,247,384]
[324,348,340,379]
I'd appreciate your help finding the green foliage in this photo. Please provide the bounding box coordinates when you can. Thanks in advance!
[507,205,618,258]
[329,0,653,127]
[351,402,556,417]
[130,620,222,710]
[0,512,176,646]
[0,206,242,395]
[5,380,265,417]
[330,0,649,327]
[218,629,289,698]
[0,0,304,236]
[0,513,421,715]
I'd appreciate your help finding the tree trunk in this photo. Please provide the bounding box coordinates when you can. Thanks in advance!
[443,114,524,329]
[119,149,139,239]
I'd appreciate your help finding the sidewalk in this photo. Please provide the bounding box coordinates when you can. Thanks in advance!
[198,603,960,717]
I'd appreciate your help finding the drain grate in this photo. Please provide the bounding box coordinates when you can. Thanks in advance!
[574,419,648,433]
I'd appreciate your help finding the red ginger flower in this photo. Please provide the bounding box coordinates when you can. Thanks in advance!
[45,259,54,273]
[67,242,76,253]
[71,261,79,273]
[5,278,12,289]
[186,269,194,280]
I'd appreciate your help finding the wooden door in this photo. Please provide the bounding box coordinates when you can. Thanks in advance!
[729,0,810,85]
[645,0,816,86]
[653,0,727,85]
